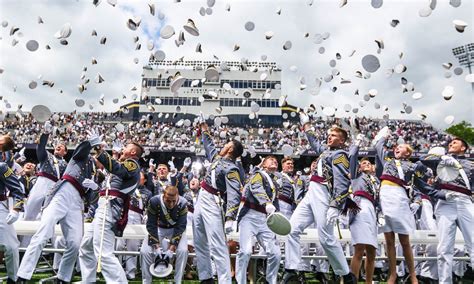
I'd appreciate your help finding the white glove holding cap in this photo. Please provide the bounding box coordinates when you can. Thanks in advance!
[326,207,339,226]
[265,203,276,215]
[224,220,234,234]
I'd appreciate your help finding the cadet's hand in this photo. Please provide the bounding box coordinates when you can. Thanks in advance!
[6,210,19,225]
[183,157,192,168]
[112,140,123,153]
[44,121,53,134]
[200,122,209,132]
[326,207,339,226]
[299,112,310,127]
[354,134,365,147]
[265,203,276,215]
[377,214,385,226]
[410,202,421,215]
[87,129,103,147]
[224,220,234,234]
[164,249,174,260]
[82,178,99,191]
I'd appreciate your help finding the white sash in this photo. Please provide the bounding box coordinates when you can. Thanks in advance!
[451,158,471,190]
[317,158,323,177]
[160,195,176,225]
[260,170,276,201]
[282,172,295,190]
[394,159,405,181]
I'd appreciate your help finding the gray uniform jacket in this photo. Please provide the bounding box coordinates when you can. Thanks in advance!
[305,129,353,211]
[238,170,280,222]
[348,144,380,208]
[201,131,242,221]
[37,133,67,181]
[375,137,422,203]
[43,141,94,208]
[146,195,188,246]
[275,172,295,207]
[0,162,25,211]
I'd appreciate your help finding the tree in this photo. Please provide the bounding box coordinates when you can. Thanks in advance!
[445,121,474,146]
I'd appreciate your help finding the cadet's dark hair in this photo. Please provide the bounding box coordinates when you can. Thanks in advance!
[1,135,15,151]
[452,137,469,152]
[329,126,348,143]
[130,142,144,158]
[230,139,244,159]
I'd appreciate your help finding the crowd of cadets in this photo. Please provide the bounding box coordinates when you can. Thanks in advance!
[0,113,472,284]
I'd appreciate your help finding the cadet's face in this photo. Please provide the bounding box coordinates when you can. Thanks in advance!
[54,144,67,157]
[282,160,294,173]
[263,158,278,173]
[157,165,169,179]
[327,131,344,148]
[190,178,200,190]
[163,192,178,209]
[448,140,465,154]
[219,141,233,157]
[23,163,36,174]
[0,136,5,150]
[359,160,372,172]
[395,144,411,159]
[120,144,135,160]
[310,161,317,172]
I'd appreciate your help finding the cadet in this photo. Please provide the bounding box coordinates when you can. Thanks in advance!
[236,156,281,284]
[140,185,188,284]
[282,114,358,284]
[18,136,96,283]
[0,159,26,283]
[193,122,243,284]
[79,133,142,283]
[21,121,67,247]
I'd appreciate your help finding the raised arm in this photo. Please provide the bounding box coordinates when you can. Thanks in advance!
[348,144,360,180]
[374,137,387,178]
[36,133,50,163]
[96,151,139,179]
[304,128,326,156]
[200,123,218,161]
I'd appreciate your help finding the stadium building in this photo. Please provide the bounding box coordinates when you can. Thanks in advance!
[123,59,297,125]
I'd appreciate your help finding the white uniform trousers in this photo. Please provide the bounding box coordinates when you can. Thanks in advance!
[140,228,189,284]
[435,195,474,283]
[78,220,96,283]
[92,197,127,283]
[17,182,83,281]
[53,236,80,272]
[20,176,56,247]
[285,182,350,275]
[418,199,438,280]
[193,188,232,283]
[115,210,142,279]
[0,201,20,281]
[236,209,281,284]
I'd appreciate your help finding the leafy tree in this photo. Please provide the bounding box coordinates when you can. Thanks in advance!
[445,121,474,146]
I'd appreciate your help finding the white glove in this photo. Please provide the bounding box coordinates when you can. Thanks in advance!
[224,220,234,234]
[410,202,420,215]
[354,133,365,147]
[154,247,163,255]
[183,157,192,168]
[326,207,339,226]
[441,156,457,167]
[6,210,19,225]
[164,249,174,260]
[112,140,123,152]
[82,178,99,191]
[44,121,53,134]
[377,214,385,226]
[299,112,310,126]
[87,129,103,147]
[18,147,26,162]
[168,159,176,171]
[149,158,155,167]
[265,203,276,215]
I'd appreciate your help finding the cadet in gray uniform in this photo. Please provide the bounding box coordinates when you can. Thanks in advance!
[193,122,243,284]
[21,122,67,247]
[17,137,95,283]
[141,185,188,284]
[236,155,281,284]
[116,171,152,280]
[375,134,422,284]
[282,114,357,284]
[348,141,380,283]
[79,137,142,283]
[415,137,473,283]
[0,161,26,283]
[277,157,296,219]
